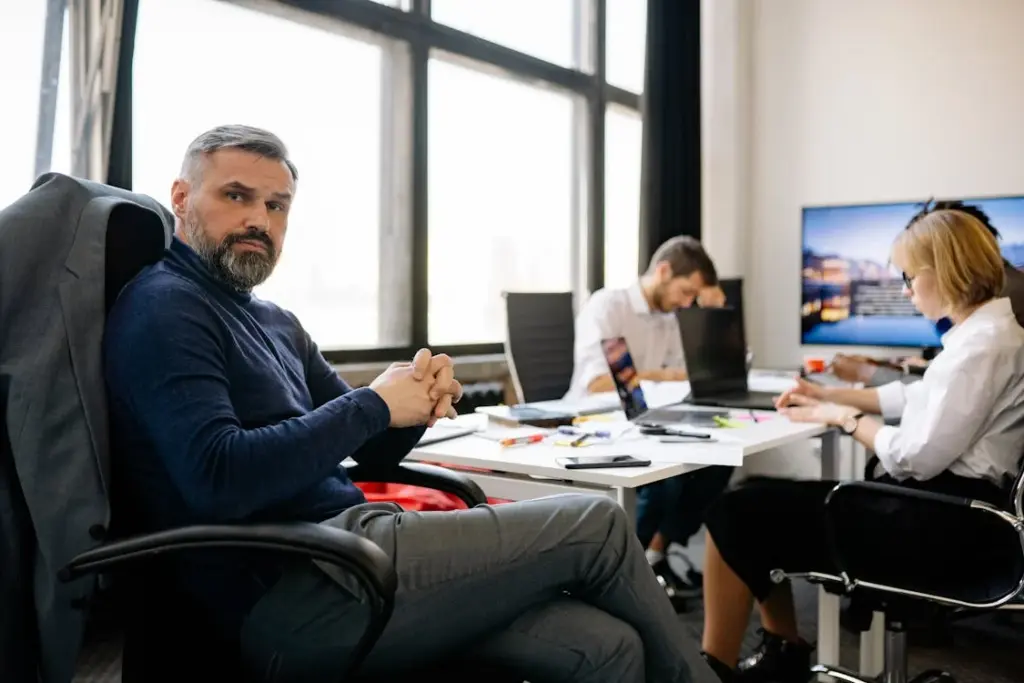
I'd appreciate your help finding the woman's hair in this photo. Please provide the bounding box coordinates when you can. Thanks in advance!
[891,209,1005,310]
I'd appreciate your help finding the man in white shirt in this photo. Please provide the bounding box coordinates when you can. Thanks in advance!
[566,235,735,608]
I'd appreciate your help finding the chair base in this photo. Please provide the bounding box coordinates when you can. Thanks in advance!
[812,664,957,683]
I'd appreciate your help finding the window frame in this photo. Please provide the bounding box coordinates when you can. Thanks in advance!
[120,0,643,363]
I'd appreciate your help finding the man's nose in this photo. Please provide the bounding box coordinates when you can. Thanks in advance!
[244,205,270,231]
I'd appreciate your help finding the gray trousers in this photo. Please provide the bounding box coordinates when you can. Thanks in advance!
[239,494,712,683]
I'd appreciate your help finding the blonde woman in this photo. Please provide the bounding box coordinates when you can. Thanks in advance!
[700,209,1024,682]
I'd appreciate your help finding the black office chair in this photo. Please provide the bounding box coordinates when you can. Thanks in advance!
[0,174,507,682]
[772,459,1024,683]
[502,292,575,403]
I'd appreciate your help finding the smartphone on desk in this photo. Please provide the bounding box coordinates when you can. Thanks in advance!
[557,455,652,470]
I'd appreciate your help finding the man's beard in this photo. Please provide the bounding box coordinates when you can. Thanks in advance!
[182,213,277,292]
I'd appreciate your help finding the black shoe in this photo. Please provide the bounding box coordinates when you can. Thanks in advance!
[702,652,738,682]
[652,558,702,611]
[736,629,813,683]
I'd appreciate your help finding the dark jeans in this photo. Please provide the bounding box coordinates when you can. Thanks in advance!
[636,465,735,549]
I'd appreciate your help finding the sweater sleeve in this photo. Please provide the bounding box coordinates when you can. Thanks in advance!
[304,335,427,466]
[104,282,391,522]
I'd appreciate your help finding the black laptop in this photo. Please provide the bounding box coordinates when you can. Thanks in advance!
[675,307,778,411]
[600,337,727,427]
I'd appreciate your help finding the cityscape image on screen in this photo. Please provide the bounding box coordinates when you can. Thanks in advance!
[801,195,1024,348]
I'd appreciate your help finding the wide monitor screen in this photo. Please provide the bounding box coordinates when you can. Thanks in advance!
[801,195,1024,348]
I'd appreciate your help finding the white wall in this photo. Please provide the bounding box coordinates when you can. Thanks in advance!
[708,0,1024,369]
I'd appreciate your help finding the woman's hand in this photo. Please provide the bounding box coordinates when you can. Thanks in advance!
[779,394,860,426]
[774,377,829,409]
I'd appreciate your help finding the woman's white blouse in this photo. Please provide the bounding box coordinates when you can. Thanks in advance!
[874,297,1024,486]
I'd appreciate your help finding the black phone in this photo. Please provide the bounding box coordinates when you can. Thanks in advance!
[557,455,652,470]
[638,425,711,438]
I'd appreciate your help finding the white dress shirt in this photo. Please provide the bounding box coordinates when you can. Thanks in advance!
[564,283,684,400]
[873,297,1024,487]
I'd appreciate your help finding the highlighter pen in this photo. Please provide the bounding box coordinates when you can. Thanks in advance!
[500,434,545,447]
[569,433,590,447]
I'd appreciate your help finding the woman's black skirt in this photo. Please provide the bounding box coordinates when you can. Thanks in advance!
[704,470,1019,603]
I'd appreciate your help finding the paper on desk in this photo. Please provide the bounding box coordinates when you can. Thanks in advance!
[573,433,745,466]
[639,380,690,408]
[748,372,798,395]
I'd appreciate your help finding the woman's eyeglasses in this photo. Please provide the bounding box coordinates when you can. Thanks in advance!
[902,272,916,290]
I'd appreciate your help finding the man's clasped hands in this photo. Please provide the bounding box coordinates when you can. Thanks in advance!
[369,348,463,428]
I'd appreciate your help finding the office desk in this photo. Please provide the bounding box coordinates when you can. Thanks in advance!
[410,411,833,518]
[410,408,850,675]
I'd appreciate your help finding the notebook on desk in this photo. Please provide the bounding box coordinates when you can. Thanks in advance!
[475,393,620,427]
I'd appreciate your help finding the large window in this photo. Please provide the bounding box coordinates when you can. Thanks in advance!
[606,0,648,94]
[430,0,576,68]
[118,0,652,360]
[132,0,390,350]
[604,106,643,288]
[1,0,71,210]
[428,58,575,345]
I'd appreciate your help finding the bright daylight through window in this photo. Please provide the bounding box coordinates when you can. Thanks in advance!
[1,0,72,211]
[606,0,648,94]
[430,0,576,69]
[132,0,387,351]
[604,106,643,288]
[427,58,574,345]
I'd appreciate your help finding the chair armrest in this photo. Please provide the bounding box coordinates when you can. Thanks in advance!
[346,461,488,508]
[823,481,1024,608]
[826,480,976,510]
[59,522,397,601]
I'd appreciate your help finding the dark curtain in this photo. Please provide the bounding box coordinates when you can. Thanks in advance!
[106,0,141,190]
[638,0,701,270]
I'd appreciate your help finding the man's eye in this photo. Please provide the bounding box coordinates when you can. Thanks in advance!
[268,201,284,212]
[226,192,243,201]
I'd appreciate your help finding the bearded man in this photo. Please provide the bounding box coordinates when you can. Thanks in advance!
[103,125,709,682]
[566,234,735,609]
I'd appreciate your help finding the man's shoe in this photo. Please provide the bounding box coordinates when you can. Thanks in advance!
[652,558,702,611]
[736,629,813,682]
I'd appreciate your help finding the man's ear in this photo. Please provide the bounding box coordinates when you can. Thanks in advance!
[170,179,190,220]
[653,261,673,283]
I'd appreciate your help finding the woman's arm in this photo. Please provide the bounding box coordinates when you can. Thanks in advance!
[820,386,882,414]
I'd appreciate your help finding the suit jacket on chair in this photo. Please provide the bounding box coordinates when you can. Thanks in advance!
[0,173,172,683]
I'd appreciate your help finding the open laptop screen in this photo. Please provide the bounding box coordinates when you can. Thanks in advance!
[675,308,749,396]
[600,337,648,419]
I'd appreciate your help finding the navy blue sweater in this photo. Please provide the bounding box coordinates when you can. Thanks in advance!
[104,237,424,633]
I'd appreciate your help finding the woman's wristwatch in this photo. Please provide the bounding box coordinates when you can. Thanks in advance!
[840,411,864,435]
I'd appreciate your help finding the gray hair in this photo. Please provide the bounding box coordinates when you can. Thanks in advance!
[179,124,299,185]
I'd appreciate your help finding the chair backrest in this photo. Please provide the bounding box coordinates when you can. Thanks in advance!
[502,292,576,403]
[0,173,171,682]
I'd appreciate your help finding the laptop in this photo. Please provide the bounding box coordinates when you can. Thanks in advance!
[600,337,727,427]
[674,307,779,411]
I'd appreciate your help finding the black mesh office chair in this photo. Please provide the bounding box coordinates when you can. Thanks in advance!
[502,292,576,403]
[772,458,1024,683]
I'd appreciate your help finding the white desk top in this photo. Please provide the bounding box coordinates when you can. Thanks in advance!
[409,408,830,489]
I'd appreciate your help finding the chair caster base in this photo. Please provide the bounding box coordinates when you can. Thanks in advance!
[910,671,956,683]
[809,663,875,683]
[809,664,955,683]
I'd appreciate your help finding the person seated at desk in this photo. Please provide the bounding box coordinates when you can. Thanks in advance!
[829,199,1024,388]
[566,235,736,607]
[698,209,1024,682]
[104,125,710,683]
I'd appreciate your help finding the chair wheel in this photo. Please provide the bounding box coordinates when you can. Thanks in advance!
[909,670,956,683]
